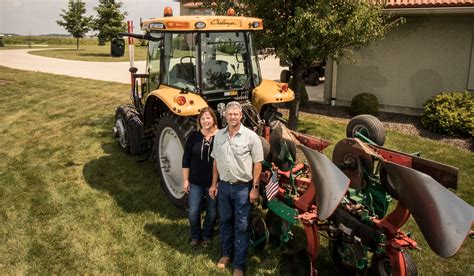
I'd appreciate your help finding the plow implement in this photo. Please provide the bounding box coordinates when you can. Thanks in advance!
[252,115,473,276]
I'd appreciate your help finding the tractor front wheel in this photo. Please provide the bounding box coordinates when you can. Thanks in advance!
[154,112,195,209]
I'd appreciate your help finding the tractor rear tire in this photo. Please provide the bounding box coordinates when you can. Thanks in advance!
[114,104,137,153]
[154,112,195,209]
[371,251,418,276]
[280,69,291,83]
[346,115,386,146]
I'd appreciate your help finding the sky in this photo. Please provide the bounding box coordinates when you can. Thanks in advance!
[0,0,181,35]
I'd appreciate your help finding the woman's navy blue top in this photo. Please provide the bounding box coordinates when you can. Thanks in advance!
[182,130,214,187]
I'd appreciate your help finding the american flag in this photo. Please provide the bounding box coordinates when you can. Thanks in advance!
[266,169,279,201]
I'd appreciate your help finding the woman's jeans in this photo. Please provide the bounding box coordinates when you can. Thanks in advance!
[188,183,217,241]
[217,181,251,271]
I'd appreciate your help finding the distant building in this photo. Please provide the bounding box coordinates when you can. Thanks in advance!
[180,1,212,15]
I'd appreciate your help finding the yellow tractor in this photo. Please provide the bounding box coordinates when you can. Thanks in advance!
[111,7,294,208]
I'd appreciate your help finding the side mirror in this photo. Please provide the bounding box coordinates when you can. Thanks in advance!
[111,38,125,57]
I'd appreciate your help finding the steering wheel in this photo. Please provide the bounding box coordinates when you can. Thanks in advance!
[180,56,195,64]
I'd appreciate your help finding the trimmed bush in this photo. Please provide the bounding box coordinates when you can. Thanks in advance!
[421,91,474,136]
[350,93,379,116]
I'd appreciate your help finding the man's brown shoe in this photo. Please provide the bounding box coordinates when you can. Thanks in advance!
[233,269,244,276]
[217,256,231,268]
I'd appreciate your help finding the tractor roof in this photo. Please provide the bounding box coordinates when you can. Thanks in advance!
[141,15,263,32]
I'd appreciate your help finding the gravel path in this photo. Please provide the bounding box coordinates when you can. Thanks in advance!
[0,49,143,83]
[0,48,284,83]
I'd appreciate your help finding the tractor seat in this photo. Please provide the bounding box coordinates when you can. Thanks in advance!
[170,62,195,84]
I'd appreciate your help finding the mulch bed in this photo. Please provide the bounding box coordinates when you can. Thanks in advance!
[287,102,472,152]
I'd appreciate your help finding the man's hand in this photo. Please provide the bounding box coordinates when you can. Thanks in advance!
[249,187,259,204]
[209,184,218,199]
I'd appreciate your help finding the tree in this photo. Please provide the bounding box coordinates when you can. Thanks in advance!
[92,0,128,46]
[56,0,92,50]
[202,0,402,129]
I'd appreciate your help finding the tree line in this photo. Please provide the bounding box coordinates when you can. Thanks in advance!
[56,0,127,50]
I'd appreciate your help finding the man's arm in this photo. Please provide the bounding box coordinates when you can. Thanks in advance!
[249,162,262,204]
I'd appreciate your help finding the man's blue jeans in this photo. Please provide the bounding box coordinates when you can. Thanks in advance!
[188,183,217,241]
[218,181,251,271]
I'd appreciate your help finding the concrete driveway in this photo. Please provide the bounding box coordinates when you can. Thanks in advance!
[0,48,323,100]
[0,49,142,83]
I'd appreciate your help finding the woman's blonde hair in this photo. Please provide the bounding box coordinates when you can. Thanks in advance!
[197,107,218,130]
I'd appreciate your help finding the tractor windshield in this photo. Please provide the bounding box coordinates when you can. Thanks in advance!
[200,32,261,93]
[158,31,262,94]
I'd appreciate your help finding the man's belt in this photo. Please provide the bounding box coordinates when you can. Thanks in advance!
[223,180,251,185]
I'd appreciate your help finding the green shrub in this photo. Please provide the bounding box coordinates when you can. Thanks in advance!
[421,91,474,136]
[350,93,379,116]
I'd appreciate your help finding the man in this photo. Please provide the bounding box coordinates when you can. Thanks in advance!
[209,101,263,276]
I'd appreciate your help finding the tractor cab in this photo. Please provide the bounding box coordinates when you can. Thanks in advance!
[147,30,262,99]
[111,7,276,118]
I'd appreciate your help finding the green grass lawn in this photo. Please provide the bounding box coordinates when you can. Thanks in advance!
[0,66,472,274]
[1,36,147,61]
[28,45,147,62]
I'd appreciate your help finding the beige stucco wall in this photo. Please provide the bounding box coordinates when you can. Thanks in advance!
[325,14,474,114]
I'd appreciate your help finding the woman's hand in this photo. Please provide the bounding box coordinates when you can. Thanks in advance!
[183,180,190,194]
[209,184,218,199]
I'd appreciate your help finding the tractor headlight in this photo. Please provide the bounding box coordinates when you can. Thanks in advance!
[251,21,260,28]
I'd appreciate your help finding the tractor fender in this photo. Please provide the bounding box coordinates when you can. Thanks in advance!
[143,85,208,129]
[252,79,294,112]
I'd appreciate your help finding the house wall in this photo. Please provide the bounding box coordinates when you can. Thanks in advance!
[326,14,474,114]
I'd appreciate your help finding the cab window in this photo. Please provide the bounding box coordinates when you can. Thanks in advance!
[162,32,197,91]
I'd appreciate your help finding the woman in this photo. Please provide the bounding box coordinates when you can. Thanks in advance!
[182,107,219,246]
